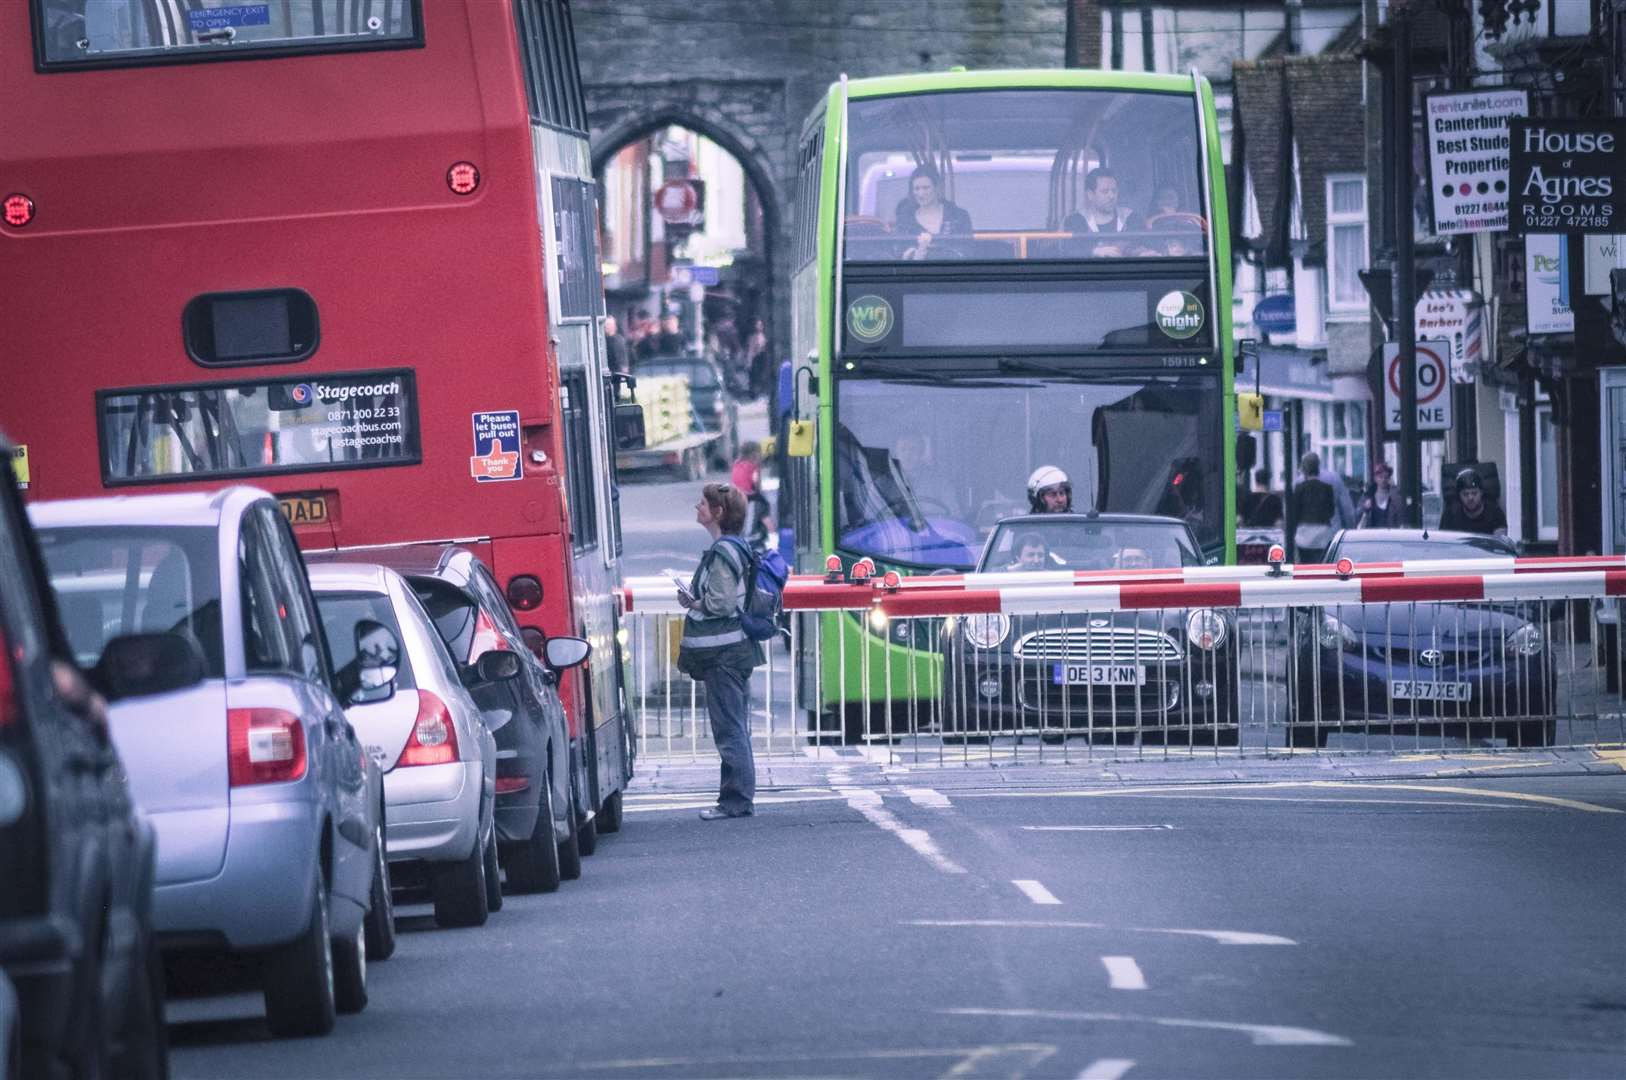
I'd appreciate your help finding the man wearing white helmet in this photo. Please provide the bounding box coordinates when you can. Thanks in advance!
[1027,465,1073,514]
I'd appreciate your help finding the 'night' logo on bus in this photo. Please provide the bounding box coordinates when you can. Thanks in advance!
[846,295,895,343]
[1155,290,1205,340]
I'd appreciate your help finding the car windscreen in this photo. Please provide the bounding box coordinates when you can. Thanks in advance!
[97,369,420,485]
[983,520,1199,572]
[845,88,1207,262]
[633,361,719,388]
[409,577,477,664]
[313,591,417,691]
[34,0,421,69]
[834,373,1221,570]
[33,525,225,677]
[1333,538,1516,563]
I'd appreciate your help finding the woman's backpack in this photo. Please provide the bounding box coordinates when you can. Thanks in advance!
[719,537,789,642]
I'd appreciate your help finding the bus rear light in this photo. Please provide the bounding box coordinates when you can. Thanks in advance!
[396,691,459,768]
[228,708,307,786]
[0,633,17,729]
[506,575,543,611]
[447,162,480,196]
[3,195,34,228]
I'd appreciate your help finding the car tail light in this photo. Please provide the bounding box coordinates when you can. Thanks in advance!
[506,575,543,611]
[228,709,307,786]
[395,691,459,768]
[469,607,511,659]
[494,776,530,795]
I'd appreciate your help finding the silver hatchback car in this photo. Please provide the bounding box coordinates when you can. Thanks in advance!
[30,487,388,1038]
[309,564,500,929]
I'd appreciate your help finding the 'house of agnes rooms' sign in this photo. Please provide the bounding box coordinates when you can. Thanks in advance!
[1508,119,1626,234]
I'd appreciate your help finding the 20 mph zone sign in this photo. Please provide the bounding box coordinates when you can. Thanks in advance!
[1383,340,1453,433]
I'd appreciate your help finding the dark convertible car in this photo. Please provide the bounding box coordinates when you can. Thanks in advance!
[939,513,1239,744]
[1288,530,1558,748]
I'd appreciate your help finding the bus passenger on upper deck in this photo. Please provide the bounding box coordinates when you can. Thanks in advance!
[1061,168,1142,256]
[896,164,974,260]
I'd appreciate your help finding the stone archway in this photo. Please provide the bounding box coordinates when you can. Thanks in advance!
[587,82,790,361]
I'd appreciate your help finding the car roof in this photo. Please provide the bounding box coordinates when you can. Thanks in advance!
[307,562,394,593]
[1336,528,1511,545]
[27,486,271,529]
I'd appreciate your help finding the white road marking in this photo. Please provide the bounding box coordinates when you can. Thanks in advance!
[1077,1059,1136,1080]
[1101,956,1146,990]
[941,1008,1351,1047]
[837,787,967,874]
[901,787,952,808]
[955,781,1620,814]
[625,793,848,814]
[1012,880,1062,905]
[1022,825,1174,831]
[906,920,1296,946]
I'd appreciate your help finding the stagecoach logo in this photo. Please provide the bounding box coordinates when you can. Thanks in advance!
[846,295,895,343]
[1155,290,1205,340]
[289,382,314,407]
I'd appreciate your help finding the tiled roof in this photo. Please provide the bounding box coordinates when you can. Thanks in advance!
[1232,53,1364,266]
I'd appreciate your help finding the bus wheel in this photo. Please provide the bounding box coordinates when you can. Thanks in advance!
[598,790,623,834]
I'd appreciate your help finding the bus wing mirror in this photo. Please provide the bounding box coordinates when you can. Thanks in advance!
[614,402,647,451]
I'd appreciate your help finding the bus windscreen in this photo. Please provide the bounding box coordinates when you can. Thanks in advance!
[97,370,420,485]
[845,89,1208,262]
[34,0,420,68]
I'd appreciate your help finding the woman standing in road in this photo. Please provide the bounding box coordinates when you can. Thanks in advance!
[676,483,762,819]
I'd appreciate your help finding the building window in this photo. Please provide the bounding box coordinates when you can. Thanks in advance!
[1326,174,1368,313]
[1314,400,1367,485]
[1535,404,1559,541]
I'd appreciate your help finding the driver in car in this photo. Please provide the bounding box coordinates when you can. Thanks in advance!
[1006,533,1057,571]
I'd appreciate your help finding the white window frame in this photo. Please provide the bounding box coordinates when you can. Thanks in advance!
[1325,173,1369,314]
[1534,403,1560,542]
[1311,401,1367,485]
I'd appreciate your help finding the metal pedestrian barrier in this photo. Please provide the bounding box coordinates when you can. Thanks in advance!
[620,554,1626,765]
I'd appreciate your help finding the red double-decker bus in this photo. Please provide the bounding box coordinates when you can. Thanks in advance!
[1,1,636,836]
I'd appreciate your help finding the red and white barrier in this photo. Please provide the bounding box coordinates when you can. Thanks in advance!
[622,562,1626,618]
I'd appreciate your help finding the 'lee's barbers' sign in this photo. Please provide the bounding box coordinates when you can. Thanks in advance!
[1508,119,1626,235]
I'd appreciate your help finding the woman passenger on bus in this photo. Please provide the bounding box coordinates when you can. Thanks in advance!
[895,164,973,260]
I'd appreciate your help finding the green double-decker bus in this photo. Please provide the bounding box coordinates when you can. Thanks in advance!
[784,70,1235,741]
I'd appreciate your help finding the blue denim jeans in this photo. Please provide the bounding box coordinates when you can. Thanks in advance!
[702,665,755,815]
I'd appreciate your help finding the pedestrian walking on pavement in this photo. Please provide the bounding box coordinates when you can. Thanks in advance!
[676,483,763,819]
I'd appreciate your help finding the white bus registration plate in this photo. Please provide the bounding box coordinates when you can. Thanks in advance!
[1053,663,1146,686]
[1390,680,1472,702]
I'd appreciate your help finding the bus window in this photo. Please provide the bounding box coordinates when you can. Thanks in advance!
[844,89,1207,262]
[96,371,419,485]
[559,374,598,552]
[34,0,421,68]
[833,374,1220,570]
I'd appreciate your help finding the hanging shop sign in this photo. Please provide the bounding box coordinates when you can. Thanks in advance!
[1414,289,1484,383]
[1424,89,1527,236]
[1526,234,1574,334]
[1508,119,1626,235]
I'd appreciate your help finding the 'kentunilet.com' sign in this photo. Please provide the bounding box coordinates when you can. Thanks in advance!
[1508,119,1626,235]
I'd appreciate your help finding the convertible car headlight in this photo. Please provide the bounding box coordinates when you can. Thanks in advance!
[1185,608,1227,651]
[963,614,1011,650]
[1318,613,1358,650]
[1505,623,1544,657]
